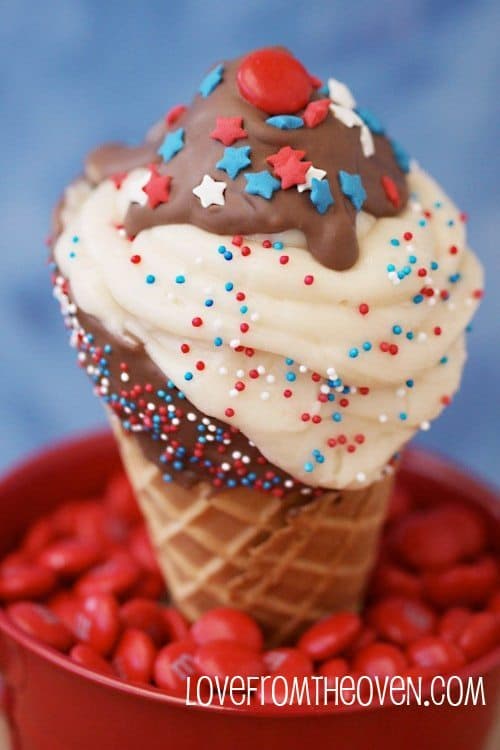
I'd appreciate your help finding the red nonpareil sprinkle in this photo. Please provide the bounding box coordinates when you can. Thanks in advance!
[424,210,432,219]
[301,413,310,422]
[165,104,187,126]
[240,323,249,333]
[441,395,451,406]
[192,317,203,327]
[347,445,356,453]
[355,434,365,444]
[241,246,251,257]
[380,342,390,353]
[248,369,259,379]
[279,255,289,265]
[304,275,314,286]
[224,408,235,418]
[232,235,243,247]
[283,389,292,398]
[236,292,246,301]
[449,245,458,255]
[339,398,349,408]
[359,387,370,395]
[311,372,321,382]
[418,268,427,277]
[303,98,330,128]
[381,175,400,209]
[338,435,347,445]
[234,381,245,392]
[440,290,450,300]
[359,303,369,316]
[403,232,413,241]
[327,438,337,447]
[460,211,468,223]
[312,415,322,424]
[180,344,190,354]
[434,327,442,336]
[389,344,399,356]
[473,289,484,299]
[130,255,142,264]
[262,240,272,248]
[195,361,205,371]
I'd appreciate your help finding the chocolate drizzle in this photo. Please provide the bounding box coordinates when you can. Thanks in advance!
[84,51,408,271]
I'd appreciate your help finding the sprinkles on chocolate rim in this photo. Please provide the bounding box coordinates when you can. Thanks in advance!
[51,46,483,500]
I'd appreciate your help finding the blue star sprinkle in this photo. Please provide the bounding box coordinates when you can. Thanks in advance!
[338,171,367,211]
[391,140,411,173]
[310,178,334,214]
[355,108,385,135]
[244,171,281,200]
[199,64,224,97]
[216,146,252,179]
[265,115,304,130]
[157,128,185,162]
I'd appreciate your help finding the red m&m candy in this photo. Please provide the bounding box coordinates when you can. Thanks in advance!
[237,48,313,114]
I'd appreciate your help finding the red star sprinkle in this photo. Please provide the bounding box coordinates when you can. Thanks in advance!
[210,116,248,146]
[273,153,312,189]
[303,99,330,128]
[381,175,400,208]
[309,74,323,89]
[165,104,187,127]
[142,165,172,208]
[111,172,127,189]
[266,146,306,170]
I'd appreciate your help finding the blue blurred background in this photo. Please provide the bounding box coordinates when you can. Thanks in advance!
[1,0,498,485]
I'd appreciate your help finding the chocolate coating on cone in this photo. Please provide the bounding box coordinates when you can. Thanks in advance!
[84,51,408,271]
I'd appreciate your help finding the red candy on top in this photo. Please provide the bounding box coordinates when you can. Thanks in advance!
[0,468,498,703]
[237,48,313,114]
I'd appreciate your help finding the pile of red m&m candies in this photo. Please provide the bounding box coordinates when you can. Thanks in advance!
[0,472,499,702]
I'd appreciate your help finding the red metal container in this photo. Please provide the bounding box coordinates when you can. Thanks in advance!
[0,432,499,750]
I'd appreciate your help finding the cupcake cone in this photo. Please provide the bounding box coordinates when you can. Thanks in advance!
[113,420,393,645]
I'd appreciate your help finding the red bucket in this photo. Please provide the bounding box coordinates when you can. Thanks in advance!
[0,432,499,750]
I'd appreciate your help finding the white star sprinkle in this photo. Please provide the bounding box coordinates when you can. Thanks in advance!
[192,174,226,208]
[330,103,363,129]
[360,124,375,158]
[328,78,356,109]
[297,165,328,193]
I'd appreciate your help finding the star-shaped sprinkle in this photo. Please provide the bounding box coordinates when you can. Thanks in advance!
[199,64,224,97]
[297,165,327,193]
[110,172,127,189]
[216,146,251,179]
[158,128,185,162]
[391,140,411,173]
[328,78,356,109]
[338,170,366,211]
[330,104,363,129]
[303,99,330,128]
[381,175,400,208]
[360,124,375,158]
[310,178,334,214]
[272,153,312,190]
[165,104,187,127]
[265,115,304,130]
[355,107,385,135]
[192,174,226,208]
[266,146,306,169]
[142,166,172,208]
[244,171,281,200]
[210,116,248,146]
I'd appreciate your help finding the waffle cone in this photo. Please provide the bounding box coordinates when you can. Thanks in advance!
[112,421,394,645]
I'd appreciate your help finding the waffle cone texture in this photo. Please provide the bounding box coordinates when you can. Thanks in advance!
[112,420,394,645]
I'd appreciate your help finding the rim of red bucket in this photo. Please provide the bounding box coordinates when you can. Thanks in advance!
[0,430,499,718]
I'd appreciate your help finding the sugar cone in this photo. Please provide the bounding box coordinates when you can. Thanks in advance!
[112,419,394,645]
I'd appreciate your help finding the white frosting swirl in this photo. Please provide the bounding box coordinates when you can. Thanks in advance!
[54,167,483,488]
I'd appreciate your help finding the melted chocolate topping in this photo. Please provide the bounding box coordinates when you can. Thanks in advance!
[84,51,408,271]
